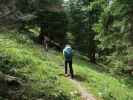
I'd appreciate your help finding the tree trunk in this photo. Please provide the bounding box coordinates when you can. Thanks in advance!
[38,23,45,44]
[89,47,96,64]
[88,40,96,64]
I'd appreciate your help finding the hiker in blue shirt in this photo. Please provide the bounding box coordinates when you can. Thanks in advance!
[63,44,74,78]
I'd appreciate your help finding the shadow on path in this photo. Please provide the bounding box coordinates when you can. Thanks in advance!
[69,78,96,100]
[74,74,86,82]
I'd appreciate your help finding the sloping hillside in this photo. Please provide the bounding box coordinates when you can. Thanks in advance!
[0,31,81,100]
[0,31,133,100]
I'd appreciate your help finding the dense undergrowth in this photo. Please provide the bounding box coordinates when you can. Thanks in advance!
[0,31,80,100]
[0,31,133,100]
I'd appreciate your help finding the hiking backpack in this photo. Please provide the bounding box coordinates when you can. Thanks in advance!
[64,47,72,60]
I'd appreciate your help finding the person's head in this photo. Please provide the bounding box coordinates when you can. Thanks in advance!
[65,44,71,48]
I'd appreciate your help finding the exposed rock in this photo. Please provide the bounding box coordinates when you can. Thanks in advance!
[0,71,25,100]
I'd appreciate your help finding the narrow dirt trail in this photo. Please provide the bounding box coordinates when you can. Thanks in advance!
[69,78,96,100]
[58,64,96,100]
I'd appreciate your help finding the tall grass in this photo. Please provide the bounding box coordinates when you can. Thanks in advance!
[0,32,79,100]
[0,31,133,100]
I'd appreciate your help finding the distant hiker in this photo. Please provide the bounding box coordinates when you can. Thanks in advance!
[63,44,74,78]
[43,35,50,51]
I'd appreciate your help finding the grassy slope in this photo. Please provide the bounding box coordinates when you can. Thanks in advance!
[0,32,80,100]
[0,31,133,100]
[74,59,133,100]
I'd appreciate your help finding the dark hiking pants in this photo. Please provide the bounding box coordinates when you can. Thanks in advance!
[65,60,74,78]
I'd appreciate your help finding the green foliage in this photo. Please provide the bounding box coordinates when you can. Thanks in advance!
[15,0,68,46]
[38,11,68,45]
[0,0,133,99]
[65,0,132,73]
[92,0,132,72]
[65,0,112,63]
[0,32,79,100]
[0,29,133,100]
[73,56,133,100]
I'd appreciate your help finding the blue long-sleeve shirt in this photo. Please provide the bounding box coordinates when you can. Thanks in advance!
[63,46,73,61]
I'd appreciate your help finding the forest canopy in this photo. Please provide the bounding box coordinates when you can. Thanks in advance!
[0,0,133,100]
[0,0,132,75]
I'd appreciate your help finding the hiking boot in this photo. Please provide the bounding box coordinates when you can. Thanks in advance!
[65,74,69,77]
[71,75,74,79]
